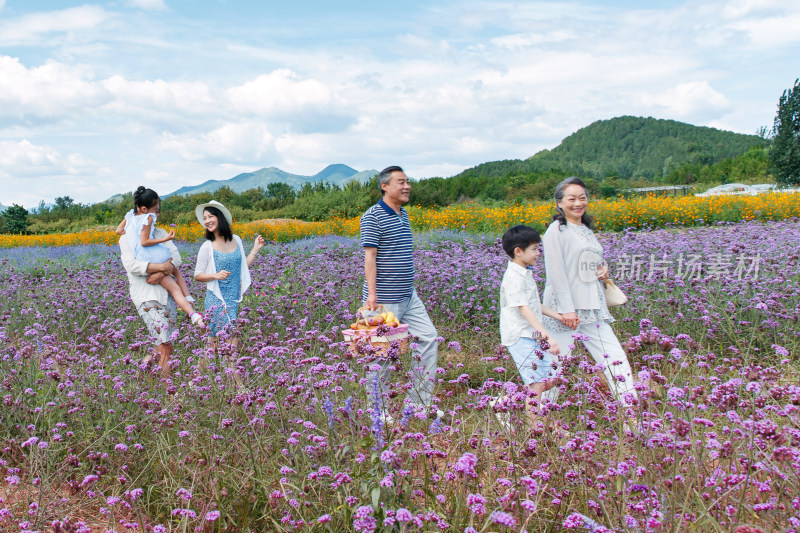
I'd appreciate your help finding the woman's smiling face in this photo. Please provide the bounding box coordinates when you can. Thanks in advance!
[202,210,219,233]
[557,184,588,222]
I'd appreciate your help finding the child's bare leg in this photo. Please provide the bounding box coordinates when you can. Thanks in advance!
[525,382,548,428]
[173,269,191,298]
[160,275,196,316]
[206,336,219,354]
[526,380,567,434]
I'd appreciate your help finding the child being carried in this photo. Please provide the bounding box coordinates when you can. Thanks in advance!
[117,187,204,327]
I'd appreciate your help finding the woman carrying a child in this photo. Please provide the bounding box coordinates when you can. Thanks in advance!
[117,186,205,328]
[541,177,638,406]
[193,201,266,346]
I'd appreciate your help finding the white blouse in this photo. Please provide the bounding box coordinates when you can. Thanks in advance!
[194,235,252,304]
[542,220,613,330]
[499,261,544,346]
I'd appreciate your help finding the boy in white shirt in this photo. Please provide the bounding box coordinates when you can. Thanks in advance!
[498,225,564,428]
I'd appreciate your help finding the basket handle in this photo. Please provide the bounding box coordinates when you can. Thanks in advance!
[355,304,387,328]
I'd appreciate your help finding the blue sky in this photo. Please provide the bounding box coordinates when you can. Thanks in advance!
[1,0,798,207]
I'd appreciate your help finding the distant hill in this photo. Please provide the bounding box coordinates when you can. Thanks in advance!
[0,203,6,213]
[454,116,766,181]
[164,164,378,198]
[103,194,126,204]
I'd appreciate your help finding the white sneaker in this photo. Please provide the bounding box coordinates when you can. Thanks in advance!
[489,397,512,431]
[408,403,444,420]
[379,412,395,426]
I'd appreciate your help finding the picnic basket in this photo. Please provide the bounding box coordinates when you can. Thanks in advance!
[342,305,409,361]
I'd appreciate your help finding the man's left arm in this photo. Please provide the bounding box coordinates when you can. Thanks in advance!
[164,237,181,267]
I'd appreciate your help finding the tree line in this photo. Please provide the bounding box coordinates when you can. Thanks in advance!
[3,79,799,235]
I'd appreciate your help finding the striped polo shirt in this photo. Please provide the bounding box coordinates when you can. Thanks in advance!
[361,199,415,303]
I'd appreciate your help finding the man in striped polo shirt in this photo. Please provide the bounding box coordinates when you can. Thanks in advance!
[362,165,441,421]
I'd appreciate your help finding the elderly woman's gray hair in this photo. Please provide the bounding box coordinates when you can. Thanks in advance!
[552,176,593,228]
[378,166,404,195]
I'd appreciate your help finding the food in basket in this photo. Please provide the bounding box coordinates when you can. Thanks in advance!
[367,315,386,326]
[348,306,404,332]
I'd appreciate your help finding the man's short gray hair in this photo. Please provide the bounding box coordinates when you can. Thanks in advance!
[378,165,403,195]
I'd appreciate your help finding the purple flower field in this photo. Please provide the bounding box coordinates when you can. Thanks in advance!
[1,222,799,532]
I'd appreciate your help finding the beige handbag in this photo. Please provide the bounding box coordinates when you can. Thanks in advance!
[603,279,628,307]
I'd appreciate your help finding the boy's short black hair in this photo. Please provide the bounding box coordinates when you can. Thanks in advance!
[501,225,541,259]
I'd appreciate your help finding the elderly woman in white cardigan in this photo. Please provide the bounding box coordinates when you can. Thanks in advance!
[193,201,265,348]
[541,177,638,406]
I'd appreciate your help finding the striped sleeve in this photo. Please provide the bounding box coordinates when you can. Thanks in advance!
[360,210,380,248]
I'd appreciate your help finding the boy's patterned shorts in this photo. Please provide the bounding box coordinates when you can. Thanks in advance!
[507,336,558,385]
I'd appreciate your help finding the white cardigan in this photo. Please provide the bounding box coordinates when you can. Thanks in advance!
[542,220,604,313]
[194,235,251,305]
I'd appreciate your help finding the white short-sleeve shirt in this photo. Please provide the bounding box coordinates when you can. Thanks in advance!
[499,261,543,346]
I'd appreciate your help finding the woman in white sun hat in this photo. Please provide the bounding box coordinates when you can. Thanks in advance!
[194,200,266,345]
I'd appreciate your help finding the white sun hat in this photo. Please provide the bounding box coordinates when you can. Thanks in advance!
[195,200,233,226]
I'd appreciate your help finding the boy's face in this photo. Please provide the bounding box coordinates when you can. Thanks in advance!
[515,243,540,266]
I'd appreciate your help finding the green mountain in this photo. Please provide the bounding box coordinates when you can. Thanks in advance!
[455,116,765,181]
[163,164,378,198]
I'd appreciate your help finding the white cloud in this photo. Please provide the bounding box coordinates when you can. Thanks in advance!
[0,56,220,126]
[0,139,101,178]
[722,0,794,18]
[101,75,215,116]
[716,0,800,47]
[226,69,348,120]
[490,30,575,50]
[0,5,110,45]
[635,82,731,121]
[0,139,113,206]
[396,34,454,57]
[158,122,278,163]
[0,56,107,120]
[127,0,168,11]
[224,69,356,133]
[725,13,800,47]
[0,0,5,11]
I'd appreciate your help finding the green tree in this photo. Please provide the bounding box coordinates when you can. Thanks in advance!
[1,204,30,234]
[235,187,266,209]
[35,200,51,215]
[266,182,296,203]
[54,196,75,211]
[771,78,800,185]
[214,186,235,205]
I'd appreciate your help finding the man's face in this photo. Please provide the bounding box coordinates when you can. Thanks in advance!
[382,171,411,205]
